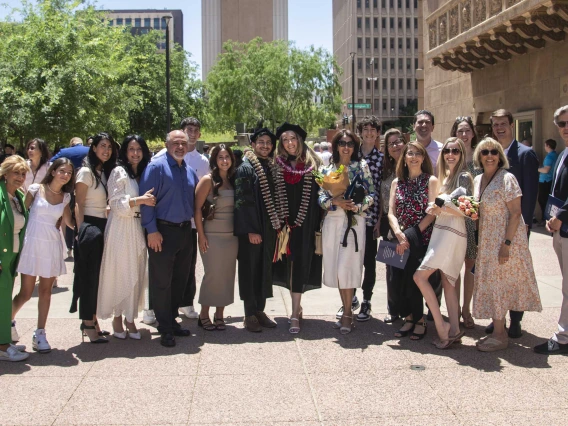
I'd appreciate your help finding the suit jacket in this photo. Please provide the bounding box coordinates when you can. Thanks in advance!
[506,140,539,228]
[0,180,29,277]
[551,147,568,238]
[51,145,90,170]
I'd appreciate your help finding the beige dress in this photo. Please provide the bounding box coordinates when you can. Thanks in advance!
[473,169,542,319]
[198,189,238,307]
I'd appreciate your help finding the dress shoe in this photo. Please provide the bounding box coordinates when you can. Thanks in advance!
[160,333,176,347]
[534,339,568,355]
[507,320,523,339]
[244,315,262,332]
[173,327,191,337]
[255,311,277,328]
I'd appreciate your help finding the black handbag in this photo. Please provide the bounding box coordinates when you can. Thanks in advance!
[341,173,366,252]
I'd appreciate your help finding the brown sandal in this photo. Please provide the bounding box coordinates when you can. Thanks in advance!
[462,313,475,329]
[213,315,226,331]
[198,316,216,331]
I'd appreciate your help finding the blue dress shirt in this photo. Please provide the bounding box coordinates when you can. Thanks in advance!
[50,145,90,169]
[139,152,198,234]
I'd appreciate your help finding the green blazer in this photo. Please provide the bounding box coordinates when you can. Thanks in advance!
[0,180,29,276]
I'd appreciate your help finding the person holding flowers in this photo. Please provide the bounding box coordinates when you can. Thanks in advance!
[413,137,473,348]
[317,130,375,334]
[272,123,323,334]
[472,137,541,352]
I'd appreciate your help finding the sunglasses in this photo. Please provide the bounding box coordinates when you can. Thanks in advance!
[338,140,355,148]
[480,149,499,156]
[443,148,461,155]
[455,116,472,122]
[557,121,568,128]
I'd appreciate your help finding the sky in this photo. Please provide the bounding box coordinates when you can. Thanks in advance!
[0,0,333,79]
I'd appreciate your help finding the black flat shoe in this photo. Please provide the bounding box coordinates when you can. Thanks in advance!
[410,322,427,341]
[160,333,176,347]
[507,321,522,339]
[173,327,191,337]
[394,321,415,338]
[80,323,109,344]
[534,339,568,355]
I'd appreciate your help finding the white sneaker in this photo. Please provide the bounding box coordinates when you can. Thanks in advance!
[11,321,19,343]
[11,344,26,352]
[142,310,156,324]
[32,329,51,353]
[179,306,198,319]
[0,345,29,362]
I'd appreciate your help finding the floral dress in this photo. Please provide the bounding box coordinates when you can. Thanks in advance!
[318,160,375,289]
[395,173,433,245]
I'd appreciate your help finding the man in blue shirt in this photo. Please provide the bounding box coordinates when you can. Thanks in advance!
[140,130,198,347]
[50,137,90,169]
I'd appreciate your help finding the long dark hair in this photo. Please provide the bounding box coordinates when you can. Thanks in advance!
[450,116,478,149]
[26,138,50,170]
[41,158,75,194]
[382,128,403,178]
[331,130,360,165]
[85,132,117,188]
[118,135,151,179]
[209,144,236,196]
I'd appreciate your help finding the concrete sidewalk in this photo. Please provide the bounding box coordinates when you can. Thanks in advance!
[1,230,567,425]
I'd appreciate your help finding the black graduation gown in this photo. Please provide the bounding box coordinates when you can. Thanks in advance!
[272,173,323,293]
[234,157,277,301]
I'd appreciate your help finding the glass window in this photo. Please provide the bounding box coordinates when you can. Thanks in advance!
[365,37,370,49]
[414,18,418,29]
[357,0,362,7]
[414,0,418,8]
[415,38,418,49]
[383,100,387,111]
[391,99,395,110]
[108,20,113,26]
[375,99,380,112]
[382,18,386,29]
[390,0,394,8]
[374,79,379,89]
[365,17,370,29]
[407,79,412,90]
[415,58,418,69]
[398,58,403,70]
[382,79,387,90]
[406,0,410,7]
[382,0,386,8]
[366,58,371,69]
[406,58,411,70]
[125,18,132,26]
[357,37,362,49]
[382,38,386,49]
[144,18,151,27]
[161,18,167,29]
[116,18,123,25]
[357,17,362,29]
[154,17,160,28]
[373,0,378,7]
[390,58,395,70]
[365,0,370,8]
[398,18,402,29]
[390,18,394,29]
[398,0,402,8]
[374,38,378,49]
[382,58,387,69]
[406,38,410,49]
[398,38,402,49]
[390,78,395,90]
[374,60,378,70]
[366,79,371,90]
[358,58,362,69]
[390,38,394,49]
[358,78,363,90]
[399,79,403,90]
[374,18,378,29]
[406,18,410,29]
[135,18,141,27]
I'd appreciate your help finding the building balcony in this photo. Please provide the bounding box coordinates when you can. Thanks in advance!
[426,0,568,73]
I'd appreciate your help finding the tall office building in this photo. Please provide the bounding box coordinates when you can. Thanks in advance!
[202,0,288,81]
[103,9,183,50]
[333,0,420,124]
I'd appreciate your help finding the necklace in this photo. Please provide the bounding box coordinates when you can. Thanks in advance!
[46,183,62,194]
[245,151,280,230]
[272,158,313,229]
[275,156,314,185]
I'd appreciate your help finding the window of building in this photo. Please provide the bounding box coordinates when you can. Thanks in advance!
[414,18,418,29]
[135,18,141,27]
[406,38,411,49]
[390,58,395,70]
[399,79,403,90]
[391,99,395,110]
[407,79,412,90]
[365,37,370,50]
[357,0,362,7]
[390,38,394,50]
[389,17,394,29]
[357,17,362,29]
[406,18,410,29]
[390,78,395,90]
[382,18,386,29]
[398,0,402,8]
[415,58,418,69]
[414,0,418,8]
[154,17,160,28]
[382,38,386,49]
[144,18,151,27]
[415,38,418,49]
[108,20,113,26]
[365,17,370,29]
[357,37,362,49]
[365,0,370,8]
[398,18,402,29]
[358,78,363,90]
[358,58,363,69]
[382,0,386,8]
[374,60,378,70]
[366,58,371,69]
[374,17,378,29]
[161,18,168,29]
[125,18,132,26]
[406,0,410,7]
[374,79,379,89]
[116,18,123,25]
[406,58,411,70]
[373,0,378,7]
[366,79,371,90]
[398,38,402,49]
[374,38,378,49]
[383,100,387,111]
[375,99,380,112]
[390,0,394,8]
[382,78,387,90]
[382,58,387,70]
[398,58,403,70]
[415,80,418,89]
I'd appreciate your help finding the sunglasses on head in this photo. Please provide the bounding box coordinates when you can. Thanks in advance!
[442,148,461,155]
[338,140,355,148]
[557,121,568,128]
[455,116,472,122]
[480,149,499,156]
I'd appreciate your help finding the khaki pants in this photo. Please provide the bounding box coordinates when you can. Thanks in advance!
[552,232,568,344]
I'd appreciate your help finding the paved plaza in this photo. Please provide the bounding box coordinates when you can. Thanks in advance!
[1,229,567,425]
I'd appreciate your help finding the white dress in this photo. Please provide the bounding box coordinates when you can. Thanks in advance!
[17,184,70,278]
[96,167,147,322]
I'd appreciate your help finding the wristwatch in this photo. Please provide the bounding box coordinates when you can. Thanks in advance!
[504,239,511,246]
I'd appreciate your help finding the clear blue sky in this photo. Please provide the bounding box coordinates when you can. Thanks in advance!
[0,0,333,79]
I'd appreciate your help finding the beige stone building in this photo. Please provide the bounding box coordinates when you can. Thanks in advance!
[333,0,421,125]
[423,0,568,159]
[202,0,288,80]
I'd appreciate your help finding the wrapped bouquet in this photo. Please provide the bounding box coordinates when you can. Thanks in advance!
[313,164,348,198]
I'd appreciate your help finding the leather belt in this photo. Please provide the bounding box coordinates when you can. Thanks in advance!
[157,219,191,228]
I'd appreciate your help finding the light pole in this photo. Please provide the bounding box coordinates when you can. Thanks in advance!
[367,58,377,117]
[350,52,356,131]
[163,15,172,133]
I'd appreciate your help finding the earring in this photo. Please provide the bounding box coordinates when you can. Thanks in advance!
[404,163,407,168]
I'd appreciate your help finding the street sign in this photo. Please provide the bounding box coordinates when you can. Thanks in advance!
[347,103,371,109]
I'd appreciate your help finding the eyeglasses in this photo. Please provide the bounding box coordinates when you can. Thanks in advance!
[338,140,355,148]
[556,121,568,128]
[388,140,405,148]
[480,149,499,156]
[406,151,424,158]
[442,148,461,155]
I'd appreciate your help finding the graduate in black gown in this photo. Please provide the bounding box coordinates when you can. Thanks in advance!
[271,123,323,334]
[234,128,279,332]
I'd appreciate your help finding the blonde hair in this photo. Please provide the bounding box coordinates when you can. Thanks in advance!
[275,131,322,169]
[0,155,30,180]
[473,137,510,170]
[395,141,434,180]
[437,137,472,195]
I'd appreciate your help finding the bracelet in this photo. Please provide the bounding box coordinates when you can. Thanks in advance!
[134,198,137,206]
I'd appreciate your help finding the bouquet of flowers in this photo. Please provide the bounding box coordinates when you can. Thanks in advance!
[313,164,348,198]
[453,195,479,220]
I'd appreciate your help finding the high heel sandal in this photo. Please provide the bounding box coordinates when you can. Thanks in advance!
[213,315,226,331]
[198,316,216,331]
[124,318,141,340]
[80,323,109,344]
[289,317,301,334]
[410,321,427,341]
[394,320,415,338]
[288,308,303,324]
[340,315,354,335]
[94,320,110,337]
[112,318,127,340]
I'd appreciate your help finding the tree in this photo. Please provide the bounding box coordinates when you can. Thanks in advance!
[205,38,342,133]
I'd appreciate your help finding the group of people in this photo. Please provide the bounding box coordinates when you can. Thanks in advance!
[2,106,568,362]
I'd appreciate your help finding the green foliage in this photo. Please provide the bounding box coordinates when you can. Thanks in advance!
[205,38,342,133]
[0,0,203,147]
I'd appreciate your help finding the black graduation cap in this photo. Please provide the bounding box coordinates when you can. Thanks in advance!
[251,127,277,144]
[276,122,307,141]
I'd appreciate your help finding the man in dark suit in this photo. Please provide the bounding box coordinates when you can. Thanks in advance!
[535,105,568,354]
[489,109,539,338]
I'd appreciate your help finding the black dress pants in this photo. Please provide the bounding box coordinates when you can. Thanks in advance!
[238,236,268,317]
[148,223,193,335]
[361,226,378,301]
[181,229,198,307]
